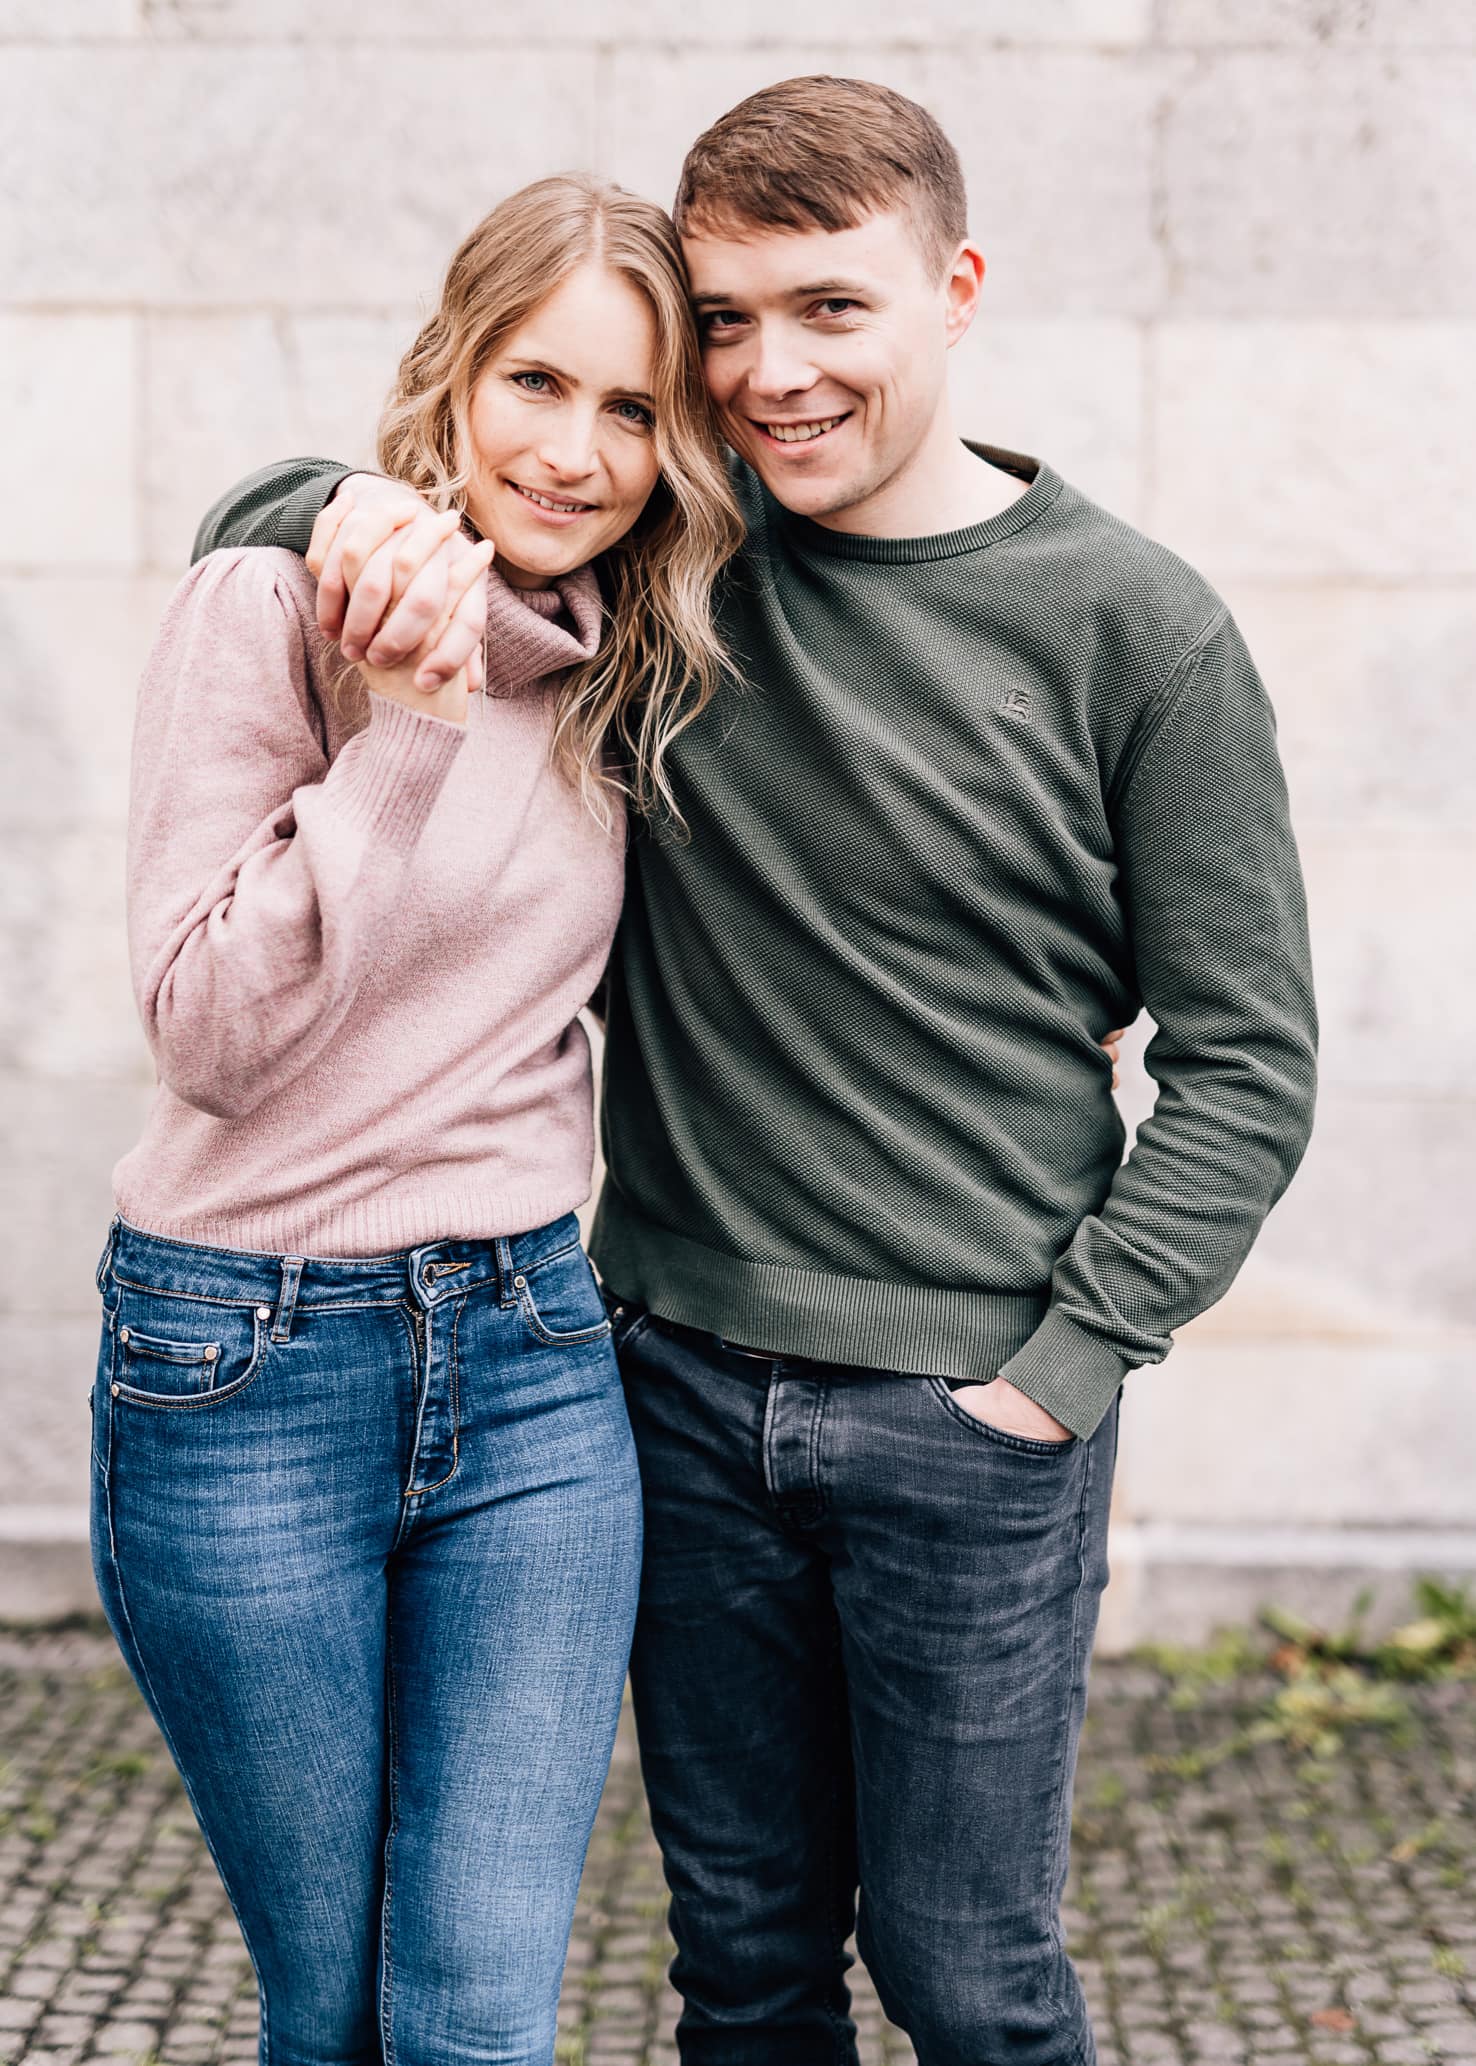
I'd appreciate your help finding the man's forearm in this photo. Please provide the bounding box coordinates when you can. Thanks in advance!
[192,457,357,563]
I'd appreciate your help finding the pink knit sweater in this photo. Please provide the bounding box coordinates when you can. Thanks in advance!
[113,546,625,1256]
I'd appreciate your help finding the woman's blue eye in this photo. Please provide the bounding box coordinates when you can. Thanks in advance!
[512,371,551,392]
[614,401,654,428]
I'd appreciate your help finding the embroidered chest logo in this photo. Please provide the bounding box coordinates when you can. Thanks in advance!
[997,685,1033,721]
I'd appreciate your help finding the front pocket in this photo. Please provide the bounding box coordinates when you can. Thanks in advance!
[514,1249,614,1348]
[927,1377,1078,1458]
[110,1292,266,1408]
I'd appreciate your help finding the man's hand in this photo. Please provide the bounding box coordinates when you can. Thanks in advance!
[1102,1025,1125,1086]
[948,1375,1074,1443]
[307,477,491,694]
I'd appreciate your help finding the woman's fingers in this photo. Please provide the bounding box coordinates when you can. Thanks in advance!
[344,509,461,663]
[365,550,452,668]
[414,540,495,692]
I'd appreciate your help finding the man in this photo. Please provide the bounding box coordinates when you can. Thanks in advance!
[195,76,1317,2065]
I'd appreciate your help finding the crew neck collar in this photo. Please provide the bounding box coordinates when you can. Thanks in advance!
[776,441,1063,566]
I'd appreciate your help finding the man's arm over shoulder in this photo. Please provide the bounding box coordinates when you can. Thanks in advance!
[998,607,1319,1439]
[192,457,356,563]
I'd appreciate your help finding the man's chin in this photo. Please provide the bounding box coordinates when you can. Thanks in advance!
[743,454,866,522]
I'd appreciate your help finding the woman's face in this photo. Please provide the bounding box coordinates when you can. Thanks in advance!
[463,262,664,588]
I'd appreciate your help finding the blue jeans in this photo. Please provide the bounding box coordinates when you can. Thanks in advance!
[609,1306,1120,2066]
[90,1214,642,2066]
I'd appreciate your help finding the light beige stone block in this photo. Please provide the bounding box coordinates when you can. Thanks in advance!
[1097,1525,1476,1653]
[1114,1339,1476,1529]
[0,1074,153,1320]
[1160,52,1476,316]
[138,0,1149,35]
[138,0,1151,40]
[0,825,143,1080]
[950,320,1145,523]
[604,48,1169,316]
[1157,1,1476,45]
[1222,582,1476,833]
[1298,835,1475,1097]
[143,312,416,572]
[1233,1085,1476,1337]
[0,1321,99,1509]
[0,317,137,571]
[1149,324,1476,579]
[0,0,136,33]
[0,575,174,829]
[0,48,597,306]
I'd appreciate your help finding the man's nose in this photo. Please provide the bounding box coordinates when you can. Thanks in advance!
[745,328,819,400]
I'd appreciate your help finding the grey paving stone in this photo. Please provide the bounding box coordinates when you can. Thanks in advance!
[2,1634,1474,2066]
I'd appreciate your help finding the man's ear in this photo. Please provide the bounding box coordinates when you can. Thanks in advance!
[943,240,986,350]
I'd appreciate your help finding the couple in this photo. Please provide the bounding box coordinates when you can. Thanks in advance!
[91,73,1318,2066]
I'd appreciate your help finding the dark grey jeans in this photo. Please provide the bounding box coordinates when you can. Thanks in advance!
[610,1304,1121,2066]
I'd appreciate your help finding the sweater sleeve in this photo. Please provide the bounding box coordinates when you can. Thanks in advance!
[129,549,465,1121]
[996,609,1319,1439]
[192,457,357,562]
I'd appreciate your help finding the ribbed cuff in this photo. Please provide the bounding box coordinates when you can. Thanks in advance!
[275,466,361,556]
[995,1307,1132,1441]
[330,691,465,850]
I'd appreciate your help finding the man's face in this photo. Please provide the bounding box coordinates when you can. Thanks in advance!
[682,208,967,530]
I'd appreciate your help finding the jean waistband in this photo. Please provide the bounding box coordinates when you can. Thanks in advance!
[100,1212,586,1313]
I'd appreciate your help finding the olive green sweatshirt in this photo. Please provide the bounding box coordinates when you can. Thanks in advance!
[195,444,1318,1439]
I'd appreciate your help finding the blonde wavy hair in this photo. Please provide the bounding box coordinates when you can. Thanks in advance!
[376,173,743,829]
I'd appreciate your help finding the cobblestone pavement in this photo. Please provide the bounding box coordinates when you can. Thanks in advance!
[1,1626,1473,2066]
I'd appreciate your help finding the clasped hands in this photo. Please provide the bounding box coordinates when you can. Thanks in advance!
[306,474,495,724]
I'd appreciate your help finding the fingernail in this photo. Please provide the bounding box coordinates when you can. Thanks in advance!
[341,644,362,661]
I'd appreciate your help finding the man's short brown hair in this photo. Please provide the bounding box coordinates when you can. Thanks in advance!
[673,75,968,280]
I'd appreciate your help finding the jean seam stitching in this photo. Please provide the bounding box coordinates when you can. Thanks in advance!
[820,1608,856,2063]
[98,1483,273,2063]
[412,1297,462,1495]
[1041,1423,1097,2039]
[379,1622,400,2066]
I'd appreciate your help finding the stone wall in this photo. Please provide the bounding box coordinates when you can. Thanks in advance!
[3,0,1473,1640]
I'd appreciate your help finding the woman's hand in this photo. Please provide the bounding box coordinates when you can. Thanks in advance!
[308,480,492,694]
[340,507,496,726]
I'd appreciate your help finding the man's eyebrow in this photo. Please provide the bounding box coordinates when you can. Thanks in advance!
[690,279,872,309]
[505,355,654,405]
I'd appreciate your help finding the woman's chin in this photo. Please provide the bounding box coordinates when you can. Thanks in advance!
[489,534,591,589]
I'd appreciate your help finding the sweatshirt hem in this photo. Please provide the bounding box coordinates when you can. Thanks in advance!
[112,1183,594,1260]
[588,1198,1053,1383]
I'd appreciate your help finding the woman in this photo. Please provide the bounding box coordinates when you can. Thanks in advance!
[91,174,741,2066]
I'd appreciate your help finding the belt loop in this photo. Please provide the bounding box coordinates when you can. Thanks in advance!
[494,1237,516,1308]
[272,1256,305,1343]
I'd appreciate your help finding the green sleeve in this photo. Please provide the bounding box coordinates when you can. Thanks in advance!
[997,609,1319,1438]
[191,458,359,563]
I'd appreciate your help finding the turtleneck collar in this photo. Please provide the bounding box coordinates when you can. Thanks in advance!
[481,559,605,697]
